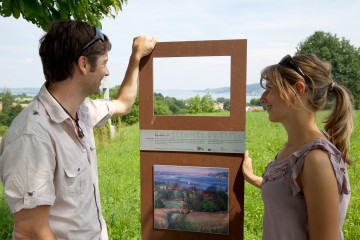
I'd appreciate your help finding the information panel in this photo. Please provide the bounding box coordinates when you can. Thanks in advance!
[140,130,245,153]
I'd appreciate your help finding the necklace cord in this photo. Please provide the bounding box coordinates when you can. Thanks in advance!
[49,92,84,138]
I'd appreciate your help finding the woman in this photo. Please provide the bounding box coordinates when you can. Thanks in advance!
[243,54,354,240]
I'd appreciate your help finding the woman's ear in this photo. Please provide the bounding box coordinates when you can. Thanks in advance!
[294,81,306,97]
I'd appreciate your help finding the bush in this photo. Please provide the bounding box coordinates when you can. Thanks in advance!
[0,125,8,136]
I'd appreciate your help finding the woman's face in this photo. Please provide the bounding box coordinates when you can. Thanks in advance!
[260,80,291,123]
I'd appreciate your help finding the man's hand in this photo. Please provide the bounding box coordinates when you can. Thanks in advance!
[111,35,157,117]
[131,35,157,62]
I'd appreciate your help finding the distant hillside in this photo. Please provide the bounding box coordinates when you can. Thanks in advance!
[202,87,230,93]
[246,83,263,95]
[200,83,262,96]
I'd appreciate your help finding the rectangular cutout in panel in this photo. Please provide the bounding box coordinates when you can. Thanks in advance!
[153,56,231,116]
[139,40,247,131]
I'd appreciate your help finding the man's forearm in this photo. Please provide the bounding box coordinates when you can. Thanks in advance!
[14,227,57,240]
[112,55,140,117]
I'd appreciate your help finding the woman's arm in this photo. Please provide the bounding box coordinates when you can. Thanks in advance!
[242,151,263,189]
[299,149,340,240]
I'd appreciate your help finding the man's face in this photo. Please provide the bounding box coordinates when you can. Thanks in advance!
[86,53,109,94]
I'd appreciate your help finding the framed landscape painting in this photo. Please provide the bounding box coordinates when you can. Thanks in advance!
[153,165,230,235]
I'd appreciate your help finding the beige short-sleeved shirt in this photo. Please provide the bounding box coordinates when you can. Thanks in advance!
[0,84,115,240]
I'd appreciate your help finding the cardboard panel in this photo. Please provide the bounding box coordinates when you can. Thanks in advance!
[139,40,246,240]
[139,40,247,131]
[140,152,244,240]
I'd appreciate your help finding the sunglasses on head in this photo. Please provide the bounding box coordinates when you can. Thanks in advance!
[81,27,105,52]
[278,54,309,83]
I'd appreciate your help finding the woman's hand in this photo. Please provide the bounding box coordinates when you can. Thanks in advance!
[242,151,263,189]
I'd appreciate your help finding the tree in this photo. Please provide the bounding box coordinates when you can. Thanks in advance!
[216,97,226,103]
[296,31,360,109]
[200,93,215,113]
[250,98,262,106]
[6,105,23,125]
[154,93,172,115]
[223,99,230,111]
[0,0,127,31]
[164,96,186,115]
[0,89,23,126]
[185,94,217,114]
[0,89,14,112]
[185,95,202,114]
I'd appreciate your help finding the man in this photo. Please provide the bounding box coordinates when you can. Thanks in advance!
[0,20,156,239]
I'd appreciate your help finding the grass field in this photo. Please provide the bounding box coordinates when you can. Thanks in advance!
[0,111,359,239]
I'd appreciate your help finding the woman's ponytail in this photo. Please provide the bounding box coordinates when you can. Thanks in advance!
[324,83,354,164]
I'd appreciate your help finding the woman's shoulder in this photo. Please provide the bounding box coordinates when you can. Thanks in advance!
[302,147,332,171]
[293,138,341,160]
[262,138,348,193]
[295,138,349,195]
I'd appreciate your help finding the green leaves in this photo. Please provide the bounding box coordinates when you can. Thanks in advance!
[0,0,14,17]
[0,0,128,31]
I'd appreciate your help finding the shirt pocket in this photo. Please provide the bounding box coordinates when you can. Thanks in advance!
[64,167,82,197]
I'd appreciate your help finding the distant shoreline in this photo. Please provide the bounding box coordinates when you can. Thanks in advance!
[7,84,264,101]
[7,88,39,97]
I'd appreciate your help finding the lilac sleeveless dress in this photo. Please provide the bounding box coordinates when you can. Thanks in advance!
[261,139,350,240]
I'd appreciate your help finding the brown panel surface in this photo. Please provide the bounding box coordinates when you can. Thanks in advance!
[140,152,244,240]
[139,40,247,131]
[139,40,246,240]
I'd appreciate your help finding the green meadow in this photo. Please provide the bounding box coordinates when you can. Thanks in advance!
[0,111,359,239]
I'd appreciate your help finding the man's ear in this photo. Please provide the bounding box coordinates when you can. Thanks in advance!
[76,56,88,74]
[294,81,306,97]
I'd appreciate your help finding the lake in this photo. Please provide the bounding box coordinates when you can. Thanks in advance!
[8,88,263,103]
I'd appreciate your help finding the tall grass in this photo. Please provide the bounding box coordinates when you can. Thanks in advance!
[0,111,359,239]
[97,124,142,240]
[0,190,12,239]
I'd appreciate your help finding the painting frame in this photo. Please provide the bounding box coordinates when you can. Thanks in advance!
[153,165,230,235]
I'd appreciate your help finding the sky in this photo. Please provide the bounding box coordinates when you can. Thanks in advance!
[0,0,359,90]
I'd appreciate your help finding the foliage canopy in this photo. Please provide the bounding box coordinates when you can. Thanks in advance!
[154,92,223,116]
[0,0,127,31]
[296,31,360,109]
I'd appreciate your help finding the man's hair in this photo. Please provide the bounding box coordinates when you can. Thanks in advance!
[39,20,112,83]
